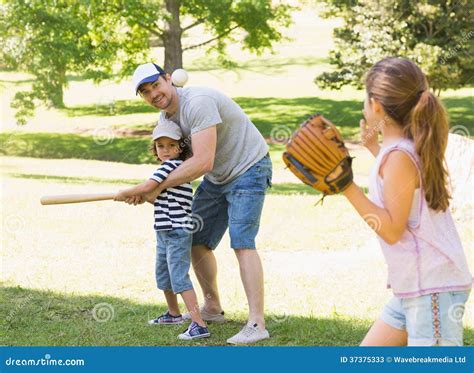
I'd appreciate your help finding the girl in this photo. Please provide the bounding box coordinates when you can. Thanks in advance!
[115,121,210,340]
[343,57,472,346]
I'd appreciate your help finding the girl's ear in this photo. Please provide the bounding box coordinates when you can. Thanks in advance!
[370,97,383,113]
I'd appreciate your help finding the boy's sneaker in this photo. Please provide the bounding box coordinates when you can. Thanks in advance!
[148,311,184,325]
[182,307,227,323]
[226,322,269,344]
[178,321,211,340]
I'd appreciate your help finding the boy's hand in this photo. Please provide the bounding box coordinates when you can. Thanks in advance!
[125,196,145,205]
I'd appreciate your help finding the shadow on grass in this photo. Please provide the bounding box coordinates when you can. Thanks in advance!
[0,133,282,165]
[62,96,362,139]
[61,96,473,141]
[3,286,473,346]
[0,286,366,346]
[62,56,330,83]
[64,100,157,117]
[6,173,361,196]
[1,96,472,167]
[3,173,144,186]
[0,133,155,164]
[187,56,330,74]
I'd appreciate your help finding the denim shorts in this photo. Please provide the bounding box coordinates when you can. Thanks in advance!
[155,228,193,294]
[192,154,272,250]
[381,290,471,346]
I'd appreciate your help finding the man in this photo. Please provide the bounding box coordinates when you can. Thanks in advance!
[130,62,272,344]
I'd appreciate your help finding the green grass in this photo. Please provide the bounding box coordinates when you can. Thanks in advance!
[2,285,473,346]
[2,94,472,165]
[0,132,156,164]
[61,96,362,139]
[3,172,370,196]
[0,132,287,166]
[1,157,472,347]
[1,286,370,346]
[61,96,474,141]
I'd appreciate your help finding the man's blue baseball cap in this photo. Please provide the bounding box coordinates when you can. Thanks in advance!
[132,63,166,94]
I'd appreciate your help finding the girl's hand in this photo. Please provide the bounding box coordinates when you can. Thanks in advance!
[360,117,380,156]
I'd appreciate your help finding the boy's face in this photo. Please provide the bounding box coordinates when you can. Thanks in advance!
[138,75,176,113]
[155,137,181,161]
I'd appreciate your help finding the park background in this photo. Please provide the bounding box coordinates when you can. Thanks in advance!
[1,0,473,345]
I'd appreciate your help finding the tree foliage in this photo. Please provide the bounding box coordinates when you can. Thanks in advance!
[0,0,148,124]
[0,0,292,124]
[316,0,474,94]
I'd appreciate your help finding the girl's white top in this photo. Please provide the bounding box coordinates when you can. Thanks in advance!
[368,138,472,297]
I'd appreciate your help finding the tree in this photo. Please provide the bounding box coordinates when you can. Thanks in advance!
[315,0,474,94]
[0,0,292,124]
[0,0,148,124]
[97,0,293,71]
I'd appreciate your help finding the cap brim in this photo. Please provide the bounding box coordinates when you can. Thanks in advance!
[152,132,181,141]
[135,74,161,94]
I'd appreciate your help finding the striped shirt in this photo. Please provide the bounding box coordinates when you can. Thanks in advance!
[149,160,193,231]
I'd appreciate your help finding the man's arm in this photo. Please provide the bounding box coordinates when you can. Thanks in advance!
[130,126,216,203]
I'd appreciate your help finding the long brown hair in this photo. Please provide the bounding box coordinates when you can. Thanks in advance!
[365,57,450,212]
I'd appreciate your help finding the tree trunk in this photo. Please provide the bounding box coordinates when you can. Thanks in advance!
[162,0,183,72]
[49,67,66,108]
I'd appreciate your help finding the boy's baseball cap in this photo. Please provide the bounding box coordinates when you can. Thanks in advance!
[152,121,182,141]
[132,63,166,94]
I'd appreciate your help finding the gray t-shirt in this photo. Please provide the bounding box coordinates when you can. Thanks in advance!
[159,87,269,184]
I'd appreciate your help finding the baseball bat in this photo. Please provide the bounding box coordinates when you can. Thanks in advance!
[40,193,117,205]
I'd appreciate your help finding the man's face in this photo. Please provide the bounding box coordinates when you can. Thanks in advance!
[138,75,175,112]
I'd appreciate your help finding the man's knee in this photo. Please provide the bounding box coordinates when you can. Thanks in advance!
[234,248,259,261]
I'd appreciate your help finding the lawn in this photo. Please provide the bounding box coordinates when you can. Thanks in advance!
[1,162,473,346]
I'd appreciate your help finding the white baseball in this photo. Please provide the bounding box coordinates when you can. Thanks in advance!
[171,69,188,87]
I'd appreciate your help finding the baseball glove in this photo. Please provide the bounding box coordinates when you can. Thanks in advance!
[282,114,353,197]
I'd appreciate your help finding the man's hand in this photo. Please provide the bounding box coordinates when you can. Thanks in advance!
[114,190,129,202]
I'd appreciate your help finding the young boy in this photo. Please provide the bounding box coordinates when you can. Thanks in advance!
[115,121,210,340]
